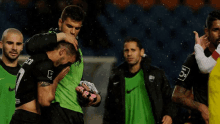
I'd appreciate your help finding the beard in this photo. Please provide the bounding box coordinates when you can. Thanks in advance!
[3,50,19,63]
[55,57,64,67]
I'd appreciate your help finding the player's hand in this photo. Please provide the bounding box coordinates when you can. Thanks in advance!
[64,33,78,50]
[76,84,97,107]
[161,115,172,124]
[193,31,210,50]
[198,103,209,124]
[54,66,70,83]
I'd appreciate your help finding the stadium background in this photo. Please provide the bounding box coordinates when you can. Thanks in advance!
[0,0,218,123]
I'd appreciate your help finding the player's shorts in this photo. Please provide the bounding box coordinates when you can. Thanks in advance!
[41,102,84,124]
[10,109,41,124]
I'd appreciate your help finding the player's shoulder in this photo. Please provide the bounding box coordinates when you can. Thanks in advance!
[31,53,54,70]
[182,53,197,67]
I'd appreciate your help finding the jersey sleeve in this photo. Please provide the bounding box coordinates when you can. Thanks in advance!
[175,54,197,90]
[194,44,217,73]
[25,33,58,55]
[33,60,54,83]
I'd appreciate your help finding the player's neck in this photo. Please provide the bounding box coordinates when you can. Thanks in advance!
[1,55,18,67]
[209,43,216,53]
[46,50,59,64]
[129,60,141,74]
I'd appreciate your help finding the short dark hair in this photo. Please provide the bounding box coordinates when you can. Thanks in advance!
[205,10,220,29]
[61,5,86,22]
[55,41,81,64]
[124,37,143,50]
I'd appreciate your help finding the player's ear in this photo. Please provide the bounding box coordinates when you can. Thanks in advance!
[0,41,3,49]
[58,18,62,31]
[140,48,145,56]
[59,48,66,56]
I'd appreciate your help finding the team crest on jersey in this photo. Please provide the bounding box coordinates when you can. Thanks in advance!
[149,75,155,82]
[47,70,53,80]
[178,65,190,81]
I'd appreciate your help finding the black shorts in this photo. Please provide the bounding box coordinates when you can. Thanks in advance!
[10,109,41,124]
[41,102,84,124]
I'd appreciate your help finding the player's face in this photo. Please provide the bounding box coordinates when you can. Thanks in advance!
[123,41,144,66]
[0,33,23,62]
[207,20,220,48]
[55,54,76,67]
[58,17,82,37]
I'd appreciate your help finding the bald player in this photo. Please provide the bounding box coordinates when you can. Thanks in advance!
[0,28,24,124]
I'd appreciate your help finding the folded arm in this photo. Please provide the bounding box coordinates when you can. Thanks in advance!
[194,44,219,73]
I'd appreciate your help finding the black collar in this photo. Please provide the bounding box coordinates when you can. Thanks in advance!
[0,59,20,75]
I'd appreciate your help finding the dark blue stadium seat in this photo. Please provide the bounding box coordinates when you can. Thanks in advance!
[139,17,159,39]
[153,27,171,42]
[126,25,145,40]
[105,3,120,23]
[123,4,145,25]
[191,17,205,36]
[196,5,214,24]
[174,5,194,28]
[148,5,170,23]
[105,24,121,44]
[162,15,182,30]
[175,27,194,42]
[174,5,193,19]
[97,15,108,28]
[115,15,132,28]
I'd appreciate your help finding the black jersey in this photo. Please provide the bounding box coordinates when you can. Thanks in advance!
[176,48,212,120]
[15,53,55,107]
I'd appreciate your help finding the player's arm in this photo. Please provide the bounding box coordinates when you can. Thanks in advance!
[76,81,101,107]
[103,75,114,124]
[194,44,220,73]
[160,70,177,124]
[172,55,209,123]
[37,66,70,107]
[37,81,56,107]
[25,33,58,55]
[172,85,202,110]
[26,32,78,55]
[172,85,209,123]
[194,31,219,73]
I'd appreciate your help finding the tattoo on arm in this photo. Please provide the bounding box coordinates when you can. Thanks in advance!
[173,86,200,110]
[39,82,51,87]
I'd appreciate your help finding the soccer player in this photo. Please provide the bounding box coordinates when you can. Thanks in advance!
[24,5,101,124]
[103,37,177,124]
[171,10,220,124]
[0,28,23,124]
[193,11,220,123]
[10,40,79,124]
